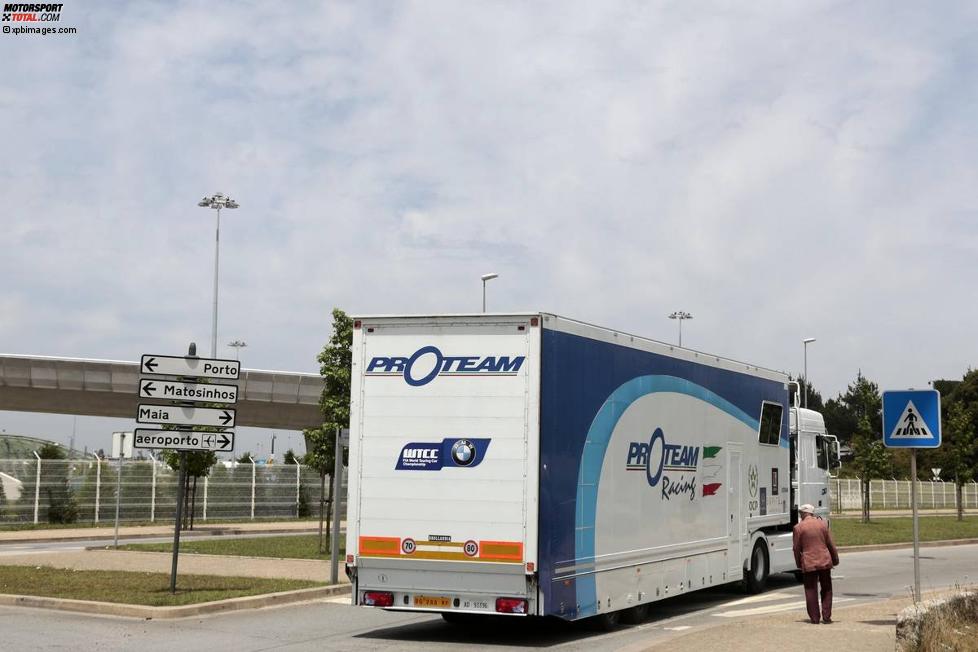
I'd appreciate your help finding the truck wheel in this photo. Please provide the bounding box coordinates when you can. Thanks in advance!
[744,541,769,593]
[619,603,650,624]
[591,610,622,631]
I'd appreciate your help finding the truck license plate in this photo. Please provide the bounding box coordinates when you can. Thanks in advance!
[414,595,451,608]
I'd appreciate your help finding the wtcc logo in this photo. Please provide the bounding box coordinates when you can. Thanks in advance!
[626,429,723,501]
[366,346,525,387]
[2,3,63,22]
[396,438,491,471]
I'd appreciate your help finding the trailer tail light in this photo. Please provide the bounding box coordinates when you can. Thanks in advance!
[362,591,394,607]
[495,597,527,614]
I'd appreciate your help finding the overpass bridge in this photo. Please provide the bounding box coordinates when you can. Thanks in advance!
[0,354,323,431]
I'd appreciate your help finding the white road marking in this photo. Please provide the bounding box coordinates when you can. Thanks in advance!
[714,597,854,618]
[323,595,353,605]
[720,591,796,607]
[663,625,692,631]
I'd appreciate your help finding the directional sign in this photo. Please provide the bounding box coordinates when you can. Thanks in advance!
[883,389,942,448]
[136,404,235,428]
[139,379,238,405]
[132,428,235,452]
[140,354,240,380]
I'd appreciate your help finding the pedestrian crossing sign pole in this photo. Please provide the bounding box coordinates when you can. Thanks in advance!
[882,388,942,603]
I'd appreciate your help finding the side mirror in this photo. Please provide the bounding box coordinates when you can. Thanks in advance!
[831,439,842,470]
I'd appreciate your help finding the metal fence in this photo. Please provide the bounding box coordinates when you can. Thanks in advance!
[832,478,978,512]
[0,458,346,526]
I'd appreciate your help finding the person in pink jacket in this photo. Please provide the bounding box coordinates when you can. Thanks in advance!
[792,504,840,624]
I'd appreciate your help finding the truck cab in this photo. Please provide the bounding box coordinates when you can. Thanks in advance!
[789,388,840,524]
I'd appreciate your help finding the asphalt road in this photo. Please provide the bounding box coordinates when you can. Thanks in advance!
[1,544,975,651]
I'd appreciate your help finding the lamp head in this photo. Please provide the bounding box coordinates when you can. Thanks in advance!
[481,273,499,282]
[804,338,816,344]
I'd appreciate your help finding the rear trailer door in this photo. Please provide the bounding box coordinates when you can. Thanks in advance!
[348,315,540,615]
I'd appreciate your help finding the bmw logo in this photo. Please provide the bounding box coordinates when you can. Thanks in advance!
[451,440,476,466]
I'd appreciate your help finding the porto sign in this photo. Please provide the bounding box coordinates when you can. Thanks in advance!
[139,379,238,405]
[141,354,240,380]
[136,404,235,428]
[132,428,235,452]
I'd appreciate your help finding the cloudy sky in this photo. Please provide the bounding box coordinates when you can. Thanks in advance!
[2,1,976,455]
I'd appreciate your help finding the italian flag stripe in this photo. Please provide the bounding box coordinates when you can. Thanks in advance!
[703,446,722,459]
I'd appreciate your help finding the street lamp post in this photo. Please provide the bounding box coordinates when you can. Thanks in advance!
[228,340,247,360]
[668,311,693,347]
[198,193,240,358]
[481,273,498,313]
[803,337,816,408]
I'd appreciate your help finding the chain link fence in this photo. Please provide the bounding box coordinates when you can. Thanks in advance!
[0,458,346,526]
[832,478,978,512]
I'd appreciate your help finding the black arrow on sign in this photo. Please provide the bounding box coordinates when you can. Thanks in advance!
[142,381,156,396]
[143,357,158,373]
[218,433,231,449]
[220,410,233,426]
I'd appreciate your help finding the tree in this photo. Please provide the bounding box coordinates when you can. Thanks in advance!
[37,443,78,524]
[236,451,254,464]
[305,308,353,553]
[163,450,217,530]
[850,416,892,523]
[939,402,976,521]
[283,449,301,465]
[822,371,882,446]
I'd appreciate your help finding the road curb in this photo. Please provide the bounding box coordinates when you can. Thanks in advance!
[0,583,350,619]
[839,537,978,553]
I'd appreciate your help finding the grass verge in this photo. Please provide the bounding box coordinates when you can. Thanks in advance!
[832,515,978,546]
[122,534,344,560]
[0,565,322,606]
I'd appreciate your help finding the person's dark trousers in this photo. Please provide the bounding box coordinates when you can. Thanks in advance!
[802,569,833,623]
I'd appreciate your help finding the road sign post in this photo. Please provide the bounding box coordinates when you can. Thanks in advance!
[170,452,187,594]
[883,388,942,603]
[137,345,239,594]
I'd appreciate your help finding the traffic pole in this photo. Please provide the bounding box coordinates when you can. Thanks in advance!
[170,451,188,594]
[911,449,920,602]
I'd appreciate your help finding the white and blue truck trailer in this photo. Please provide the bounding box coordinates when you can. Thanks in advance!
[345,313,839,625]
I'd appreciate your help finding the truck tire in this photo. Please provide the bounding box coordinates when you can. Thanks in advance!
[619,603,650,624]
[744,540,769,593]
[591,610,622,631]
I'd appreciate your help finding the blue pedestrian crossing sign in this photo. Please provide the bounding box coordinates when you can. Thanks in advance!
[882,389,941,448]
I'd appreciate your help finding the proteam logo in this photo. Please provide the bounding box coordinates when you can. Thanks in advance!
[396,438,491,471]
[366,346,526,387]
[626,428,723,500]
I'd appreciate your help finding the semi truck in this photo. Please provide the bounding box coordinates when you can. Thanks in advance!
[345,313,839,625]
